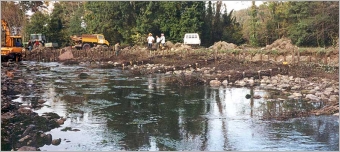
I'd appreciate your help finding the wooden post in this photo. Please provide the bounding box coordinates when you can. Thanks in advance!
[297,50,300,65]
[268,54,270,61]
[292,48,295,65]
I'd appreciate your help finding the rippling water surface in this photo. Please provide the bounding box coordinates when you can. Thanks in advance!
[15,61,339,151]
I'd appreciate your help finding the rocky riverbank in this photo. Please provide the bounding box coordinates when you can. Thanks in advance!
[1,62,66,151]
[1,42,339,150]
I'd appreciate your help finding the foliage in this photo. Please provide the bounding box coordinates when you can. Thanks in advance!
[19,1,339,48]
[24,11,48,37]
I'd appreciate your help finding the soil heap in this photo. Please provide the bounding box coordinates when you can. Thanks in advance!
[263,37,298,52]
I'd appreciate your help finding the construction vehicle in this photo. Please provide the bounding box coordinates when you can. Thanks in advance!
[70,34,110,50]
[1,19,23,62]
[24,33,59,49]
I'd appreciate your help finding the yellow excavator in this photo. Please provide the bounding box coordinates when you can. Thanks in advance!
[1,19,23,62]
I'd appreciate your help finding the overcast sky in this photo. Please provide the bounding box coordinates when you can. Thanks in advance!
[224,1,264,11]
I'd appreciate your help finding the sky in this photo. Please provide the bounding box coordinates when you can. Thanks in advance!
[224,1,264,11]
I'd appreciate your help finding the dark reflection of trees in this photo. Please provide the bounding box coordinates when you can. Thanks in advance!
[250,87,254,118]
[100,75,209,150]
[268,117,338,150]
[257,92,316,120]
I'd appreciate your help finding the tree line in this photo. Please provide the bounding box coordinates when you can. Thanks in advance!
[1,1,338,48]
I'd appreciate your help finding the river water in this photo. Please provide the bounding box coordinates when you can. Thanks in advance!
[14,61,339,151]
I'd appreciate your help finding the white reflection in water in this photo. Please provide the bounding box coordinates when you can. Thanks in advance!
[26,62,337,151]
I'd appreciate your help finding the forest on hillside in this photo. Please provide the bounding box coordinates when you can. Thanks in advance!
[1,1,339,48]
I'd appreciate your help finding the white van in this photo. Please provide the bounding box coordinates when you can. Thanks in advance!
[183,33,201,46]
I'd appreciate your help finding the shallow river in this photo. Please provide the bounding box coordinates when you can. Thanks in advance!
[15,61,339,151]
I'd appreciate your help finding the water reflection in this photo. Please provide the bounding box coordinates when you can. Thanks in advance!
[18,62,338,151]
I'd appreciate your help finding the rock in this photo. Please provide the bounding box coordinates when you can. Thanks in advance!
[56,119,65,125]
[18,135,31,143]
[294,78,301,83]
[22,125,35,137]
[18,107,32,114]
[314,86,320,91]
[329,95,338,102]
[37,99,46,104]
[58,50,73,61]
[271,79,278,85]
[209,79,221,87]
[78,73,90,79]
[306,94,319,101]
[291,85,301,90]
[42,112,61,120]
[253,95,262,99]
[325,87,334,92]
[309,90,316,94]
[52,138,61,145]
[72,128,80,131]
[45,134,52,145]
[288,95,295,99]
[300,90,309,94]
[17,146,37,151]
[315,91,324,97]
[222,80,228,86]
[323,91,331,96]
[292,92,302,97]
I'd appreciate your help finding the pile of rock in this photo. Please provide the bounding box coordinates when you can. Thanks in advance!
[209,41,238,51]
[263,37,298,52]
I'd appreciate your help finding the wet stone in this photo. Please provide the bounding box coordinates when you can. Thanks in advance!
[17,146,37,151]
[51,138,61,145]
[45,134,52,145]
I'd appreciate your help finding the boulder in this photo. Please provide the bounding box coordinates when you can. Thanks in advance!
[58,50,74,61]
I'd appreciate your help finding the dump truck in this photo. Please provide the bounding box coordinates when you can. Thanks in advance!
[70,34,110,50]
[1,19,23,62]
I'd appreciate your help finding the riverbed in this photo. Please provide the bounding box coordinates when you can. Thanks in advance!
[12,61,339,151]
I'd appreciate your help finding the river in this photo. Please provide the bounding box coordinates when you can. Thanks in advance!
[13,61,339,151]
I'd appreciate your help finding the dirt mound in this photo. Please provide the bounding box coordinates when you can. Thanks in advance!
[264,37,298,51]
[165,41,174,48]
[209,41,238,50]
[30,47,53,53]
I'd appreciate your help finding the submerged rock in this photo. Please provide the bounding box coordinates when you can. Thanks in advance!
[78,73,90,79]
[17,146,37,151]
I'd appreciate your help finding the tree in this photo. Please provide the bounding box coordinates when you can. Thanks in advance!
[201,1,213,46]
[24,11,48,36]
[221,6,245,45]
[46,2,69,46]
[1,1,25,30]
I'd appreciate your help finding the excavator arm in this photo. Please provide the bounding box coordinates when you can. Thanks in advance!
[1,19,11,47]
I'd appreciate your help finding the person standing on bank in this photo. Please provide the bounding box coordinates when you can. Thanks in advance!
[147,33,154,50]
[156,35,161,50]
[160,33,165,49]
[115,42,120,56]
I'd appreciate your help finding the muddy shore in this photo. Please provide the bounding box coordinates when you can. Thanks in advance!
[1,43,339,150]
